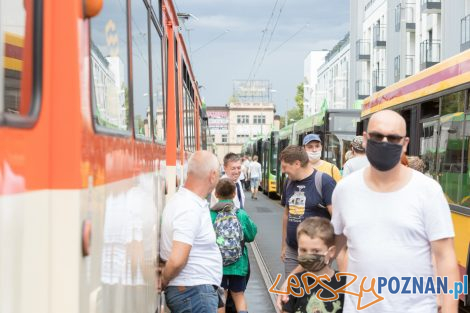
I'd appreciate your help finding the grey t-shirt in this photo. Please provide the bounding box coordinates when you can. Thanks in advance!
[342,155,369,177]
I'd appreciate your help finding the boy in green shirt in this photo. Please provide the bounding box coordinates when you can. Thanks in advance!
[211,178,258,313]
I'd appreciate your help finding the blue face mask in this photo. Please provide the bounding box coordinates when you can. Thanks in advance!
[366,140,403,171]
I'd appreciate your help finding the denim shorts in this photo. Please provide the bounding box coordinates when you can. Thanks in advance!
[165,284,218,313]
[250,177,260,189]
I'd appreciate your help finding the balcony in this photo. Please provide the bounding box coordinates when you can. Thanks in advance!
[373,69,386,92]
[356,80,370,100]
[420,39,441,70]
[404,5,416,31]
[406,55,415,77]
[421,0,441,14]
[373,24,386,48]
[395,4,415,32]
[461,14,470,51]
[356,39,371,60]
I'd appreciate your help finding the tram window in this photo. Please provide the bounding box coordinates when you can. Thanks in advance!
[175,38,180,148]
[151,22,165,142]
[90,0,130,132]
[1,0,38,123]
[436,91,466,204]
[151,0,162,24]
[462,115,470,207]
[131,0,151,140]
[420,99,439,120]
[419,120,438,176]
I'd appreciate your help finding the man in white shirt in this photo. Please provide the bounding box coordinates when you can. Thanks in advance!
[248,155,262,200]
[160,151,222,313]
[342,135,369,177]
[211,153,245,210]
[332,110,459,313]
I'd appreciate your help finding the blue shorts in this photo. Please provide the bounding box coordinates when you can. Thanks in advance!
[250,177,260,189]
[221,275,247,292]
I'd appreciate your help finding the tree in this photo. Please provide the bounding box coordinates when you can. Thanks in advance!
[295,83,304,117]
[280,106,303,128]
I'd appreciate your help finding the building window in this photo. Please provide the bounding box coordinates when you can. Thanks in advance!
[221,134,227,143]
[253,115,266,124]
[236,134,249,143]
[237,115,249,124]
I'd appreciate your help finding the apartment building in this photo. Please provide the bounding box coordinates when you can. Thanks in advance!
[350,0,470,105]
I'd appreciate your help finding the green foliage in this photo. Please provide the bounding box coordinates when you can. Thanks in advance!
[295,83,304,116]
[280,106,302,128]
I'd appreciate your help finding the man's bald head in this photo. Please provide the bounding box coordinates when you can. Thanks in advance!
[368,110,406,136]
[187,151,219,180]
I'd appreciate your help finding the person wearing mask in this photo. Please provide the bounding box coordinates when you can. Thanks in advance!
[302,134,342,182]
[342,136,369,177]
[332,110,459,313]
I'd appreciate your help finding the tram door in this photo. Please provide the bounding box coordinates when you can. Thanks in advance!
[277,138,290,197]
[262,139,270,193]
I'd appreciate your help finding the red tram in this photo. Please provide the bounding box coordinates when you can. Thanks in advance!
[0,0,206,311]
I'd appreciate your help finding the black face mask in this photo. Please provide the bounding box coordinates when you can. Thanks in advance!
[366,140,403,171]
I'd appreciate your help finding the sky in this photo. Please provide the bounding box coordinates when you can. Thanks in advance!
[174,0,350,115]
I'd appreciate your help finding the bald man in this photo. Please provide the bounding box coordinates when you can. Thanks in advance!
[160,151,223,313]
[331,110,459,313]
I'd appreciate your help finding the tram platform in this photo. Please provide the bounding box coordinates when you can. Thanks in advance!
[243,190,285,313]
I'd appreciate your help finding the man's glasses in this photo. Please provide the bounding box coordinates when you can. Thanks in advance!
[367,132,405,144]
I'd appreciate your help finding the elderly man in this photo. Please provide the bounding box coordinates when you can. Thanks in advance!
[342,135,369,177]
[332,110,459,313]
[160,151,222,313]
[211,152,245,210]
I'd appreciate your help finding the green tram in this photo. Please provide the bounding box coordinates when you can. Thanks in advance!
[242,109,360,199]
[241,132,279,198]
[274,109,360,197]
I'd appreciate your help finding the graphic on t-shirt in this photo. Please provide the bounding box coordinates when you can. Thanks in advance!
[288,185,306,219]
[304,296,342,313]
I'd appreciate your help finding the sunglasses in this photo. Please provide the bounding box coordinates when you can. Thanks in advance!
[367,132,405,144]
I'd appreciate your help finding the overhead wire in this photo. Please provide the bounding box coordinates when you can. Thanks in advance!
[247,0,280,82]
[252,0,288,80]
[267,23,309,57]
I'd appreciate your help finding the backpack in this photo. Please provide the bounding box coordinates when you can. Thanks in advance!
[213,206,244,266]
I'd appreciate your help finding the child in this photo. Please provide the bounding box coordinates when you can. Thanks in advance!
[211,178,258,313]
[282,217,346,313]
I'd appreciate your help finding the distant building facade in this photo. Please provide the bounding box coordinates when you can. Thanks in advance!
[303,50,329,117]
[317,33,351,112]
[207,80,275,160]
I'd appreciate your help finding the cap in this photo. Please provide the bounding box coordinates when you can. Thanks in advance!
[351,136,365,152]
[302,133,321,145]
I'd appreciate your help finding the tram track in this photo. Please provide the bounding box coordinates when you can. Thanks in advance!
[250,239,281,313]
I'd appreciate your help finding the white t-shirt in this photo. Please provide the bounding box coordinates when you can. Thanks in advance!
[160,187,222,287]
[331,169,454,313]
[342,155,370,177]
[249,161,262,179]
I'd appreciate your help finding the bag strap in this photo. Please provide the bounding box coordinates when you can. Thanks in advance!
[314,170,324,206]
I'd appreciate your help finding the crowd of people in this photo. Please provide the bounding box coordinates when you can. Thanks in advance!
[158,110,460,313]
